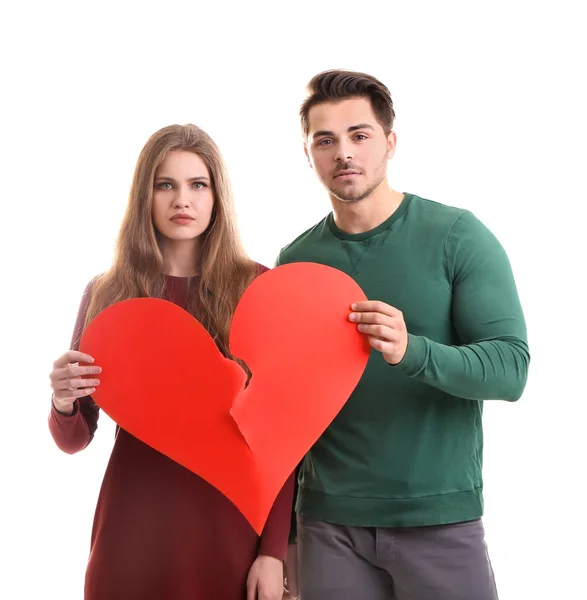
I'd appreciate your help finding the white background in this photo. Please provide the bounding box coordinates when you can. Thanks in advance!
[1,1,585,598]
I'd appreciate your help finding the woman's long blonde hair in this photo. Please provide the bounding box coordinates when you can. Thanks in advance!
[84,124,257,357]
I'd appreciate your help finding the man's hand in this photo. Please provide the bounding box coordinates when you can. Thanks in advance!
[350,301,408,365]
[246,555,284,600]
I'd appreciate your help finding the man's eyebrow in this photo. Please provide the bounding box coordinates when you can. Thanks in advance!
[312,123,375,137]
[313,129,335,138]
[348,123,375,132]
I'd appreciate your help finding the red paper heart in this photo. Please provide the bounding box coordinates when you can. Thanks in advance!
[79,263,369,533]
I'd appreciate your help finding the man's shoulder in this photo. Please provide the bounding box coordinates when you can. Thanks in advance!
[277,215,330,265]
[409,195,502,258]
[409,194,470,225]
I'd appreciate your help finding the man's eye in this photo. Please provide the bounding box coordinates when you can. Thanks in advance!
[318,139,332,146]
[355,134,367,141]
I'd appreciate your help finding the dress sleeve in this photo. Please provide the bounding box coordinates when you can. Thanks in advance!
[257,472,295,560]
[48,279,100,454]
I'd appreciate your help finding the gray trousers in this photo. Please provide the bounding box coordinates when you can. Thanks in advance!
[297,515,499,600]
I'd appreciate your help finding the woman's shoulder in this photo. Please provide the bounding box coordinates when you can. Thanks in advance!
[254,262,270,276]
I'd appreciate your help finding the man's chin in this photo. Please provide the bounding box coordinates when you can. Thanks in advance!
[330,187,366,203]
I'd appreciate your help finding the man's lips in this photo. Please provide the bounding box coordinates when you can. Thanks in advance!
[334,170,361,178]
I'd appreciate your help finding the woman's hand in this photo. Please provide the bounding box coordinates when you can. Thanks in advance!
[246,554,284,600]
[50,350,101,414]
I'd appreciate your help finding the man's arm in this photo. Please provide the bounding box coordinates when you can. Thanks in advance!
[353,212,529,401]
[396,211,529,400]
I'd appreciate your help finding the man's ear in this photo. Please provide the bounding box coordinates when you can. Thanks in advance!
[387,131,397,160]
[304,144,313,169]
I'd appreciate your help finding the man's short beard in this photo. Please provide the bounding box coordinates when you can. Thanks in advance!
[331,179,382,203]
[327,150,389,203]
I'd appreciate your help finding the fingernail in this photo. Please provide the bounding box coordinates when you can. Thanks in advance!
[351,303,357,310]
[349,313,357,321]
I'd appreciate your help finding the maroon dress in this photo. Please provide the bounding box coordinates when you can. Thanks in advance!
[49,271,294,599]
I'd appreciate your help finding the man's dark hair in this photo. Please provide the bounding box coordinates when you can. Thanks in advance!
[300,70,396,137]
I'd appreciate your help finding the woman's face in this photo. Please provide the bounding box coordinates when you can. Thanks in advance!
[152,150,215,243]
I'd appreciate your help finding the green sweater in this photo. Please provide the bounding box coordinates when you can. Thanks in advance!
[276,193,529,530]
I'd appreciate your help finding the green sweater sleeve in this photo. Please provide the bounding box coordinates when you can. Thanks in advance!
[396,212,530,401]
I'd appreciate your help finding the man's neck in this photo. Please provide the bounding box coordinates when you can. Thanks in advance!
[331,187,405,235]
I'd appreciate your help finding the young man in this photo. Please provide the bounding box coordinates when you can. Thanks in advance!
[277,70,530,600]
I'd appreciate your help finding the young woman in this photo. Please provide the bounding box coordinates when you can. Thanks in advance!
[48,124,293,599]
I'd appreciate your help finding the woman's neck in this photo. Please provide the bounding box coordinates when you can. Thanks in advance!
[160,238,201,277]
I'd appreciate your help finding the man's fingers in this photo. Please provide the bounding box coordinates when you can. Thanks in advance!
[356,323,399,340]
[351,300,401,318]
[367,336,392,353]
[349,310,392,325]
[53,350,95,369]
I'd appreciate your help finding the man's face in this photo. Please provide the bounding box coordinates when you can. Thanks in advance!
[305,97,395,203]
